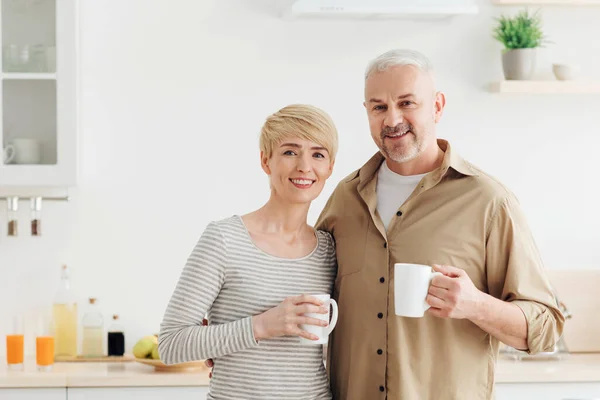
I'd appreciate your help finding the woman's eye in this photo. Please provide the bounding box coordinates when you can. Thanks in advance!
[283,150,296,156]
[313,153,325,159]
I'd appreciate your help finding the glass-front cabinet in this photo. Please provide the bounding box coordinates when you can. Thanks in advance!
[0,0,77,187]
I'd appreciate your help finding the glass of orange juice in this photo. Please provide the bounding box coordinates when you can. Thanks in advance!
[36,317,55,372]
[6,316,24,371]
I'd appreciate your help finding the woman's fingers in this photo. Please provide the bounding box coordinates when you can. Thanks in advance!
[296,316,328,327]
[290,294,324,306]
[295,327,319,341]
[296,304,328,315]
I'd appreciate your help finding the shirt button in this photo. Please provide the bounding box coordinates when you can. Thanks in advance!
[379,277,385,283]
[383,242,387,248]
[379,386,385,392]
[377,349,383,355]
[396,211,403,217]
[377,312,384,319]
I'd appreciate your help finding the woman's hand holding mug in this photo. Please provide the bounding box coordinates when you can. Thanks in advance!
[203,294,335,379]
[252,294,329,341]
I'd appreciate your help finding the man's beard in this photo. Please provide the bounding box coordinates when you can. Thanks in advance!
[379,123,425,163]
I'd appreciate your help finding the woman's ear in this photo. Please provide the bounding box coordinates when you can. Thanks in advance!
[260,151,271,175]
[326,159,335,179]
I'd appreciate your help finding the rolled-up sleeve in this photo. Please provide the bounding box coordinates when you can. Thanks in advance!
[486,194,565,354]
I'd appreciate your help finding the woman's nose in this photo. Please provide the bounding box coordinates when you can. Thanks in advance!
[296,155,312,172]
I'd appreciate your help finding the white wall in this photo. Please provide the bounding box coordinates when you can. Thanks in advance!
[1,0,600,356]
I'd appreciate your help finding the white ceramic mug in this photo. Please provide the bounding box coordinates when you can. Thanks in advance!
[3,139,41,164]
[299,294,338,345]
[3,145,15,164]
[394,263,443,318]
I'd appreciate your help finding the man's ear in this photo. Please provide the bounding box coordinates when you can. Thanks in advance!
[433,91,446,123]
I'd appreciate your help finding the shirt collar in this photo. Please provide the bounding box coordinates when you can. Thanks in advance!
[348,138,478,189]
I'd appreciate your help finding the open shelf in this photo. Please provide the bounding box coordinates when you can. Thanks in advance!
[489,80,600,93]
[2,73,56,80]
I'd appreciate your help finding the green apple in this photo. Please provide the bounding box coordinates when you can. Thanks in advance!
[133,337,155,358]
[151,343,160,360]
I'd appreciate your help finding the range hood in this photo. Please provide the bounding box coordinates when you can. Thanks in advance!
[288,0,479,19]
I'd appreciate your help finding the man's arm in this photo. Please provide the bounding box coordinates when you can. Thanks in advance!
[471,292,528,350]
[427,264,527,350]
[427,193,565,354]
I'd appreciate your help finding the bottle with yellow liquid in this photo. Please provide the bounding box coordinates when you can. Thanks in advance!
[82,298,104,358]
[52,265,78,358]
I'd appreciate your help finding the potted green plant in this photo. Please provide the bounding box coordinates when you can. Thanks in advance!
[493,9,547,80]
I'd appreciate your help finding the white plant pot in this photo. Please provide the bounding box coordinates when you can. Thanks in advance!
[502,48,537,80]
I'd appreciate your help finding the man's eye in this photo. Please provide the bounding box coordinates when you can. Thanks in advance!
[400,101,414,106]
[373,105,386,111]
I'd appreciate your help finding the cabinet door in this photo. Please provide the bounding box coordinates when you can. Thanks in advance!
[67,387,209,400]
[495,382,600,400]
[0,388,66,400]
[0,0,77,187]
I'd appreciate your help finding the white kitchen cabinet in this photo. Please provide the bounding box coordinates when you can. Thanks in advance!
[0,388,66,400]
[0,0,78,187]
[495,382,600,400]
[67,387,209,400]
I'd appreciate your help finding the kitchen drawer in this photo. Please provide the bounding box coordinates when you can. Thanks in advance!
[0,388,66,400]
[67,387,208,400]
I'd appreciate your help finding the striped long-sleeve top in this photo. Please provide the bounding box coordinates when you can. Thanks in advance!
[158,215,337,400]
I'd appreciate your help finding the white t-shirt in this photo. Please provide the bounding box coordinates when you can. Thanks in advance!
[376,161,427,231]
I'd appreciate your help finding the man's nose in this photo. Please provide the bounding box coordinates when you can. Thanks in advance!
[384,108,403,128]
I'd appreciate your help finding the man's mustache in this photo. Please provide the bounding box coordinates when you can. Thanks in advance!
[381,123,414,139]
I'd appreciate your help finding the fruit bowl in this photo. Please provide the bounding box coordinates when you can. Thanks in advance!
[134,357,208,372]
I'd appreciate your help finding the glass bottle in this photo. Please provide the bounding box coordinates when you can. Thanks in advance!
[81,298,104,358]
[30,197,42,236]
[107,315,125,356]
[52,265,78,358]
[7,196,18,236]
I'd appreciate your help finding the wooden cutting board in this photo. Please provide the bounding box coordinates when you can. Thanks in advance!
[547,269,600,353]
[55,354,134,362]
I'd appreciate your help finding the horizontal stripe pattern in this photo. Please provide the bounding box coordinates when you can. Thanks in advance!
[159,215,336,400]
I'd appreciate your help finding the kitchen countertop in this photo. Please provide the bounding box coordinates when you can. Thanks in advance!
[1,354,600,388]
[495,353,600,384]
[0,358,211,388]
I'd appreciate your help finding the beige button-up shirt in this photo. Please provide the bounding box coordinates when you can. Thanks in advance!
[316,139,564,400]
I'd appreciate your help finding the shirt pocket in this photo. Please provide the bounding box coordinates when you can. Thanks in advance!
[332,215,369,277]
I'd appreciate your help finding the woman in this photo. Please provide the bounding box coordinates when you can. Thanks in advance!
[158,104,339,399]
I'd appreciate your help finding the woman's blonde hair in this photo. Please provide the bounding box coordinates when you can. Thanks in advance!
[259,104,338,162]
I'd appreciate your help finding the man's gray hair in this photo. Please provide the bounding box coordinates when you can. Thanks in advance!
[364,49,434,81]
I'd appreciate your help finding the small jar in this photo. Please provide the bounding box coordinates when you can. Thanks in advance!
[30,197,42,236]
[7,196,18,236]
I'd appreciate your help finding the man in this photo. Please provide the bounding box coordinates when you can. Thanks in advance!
[315,49,565,400]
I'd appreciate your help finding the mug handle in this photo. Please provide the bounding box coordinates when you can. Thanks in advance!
[3,144,15,164]
[324,299,338,336]
[424,272,444,312]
